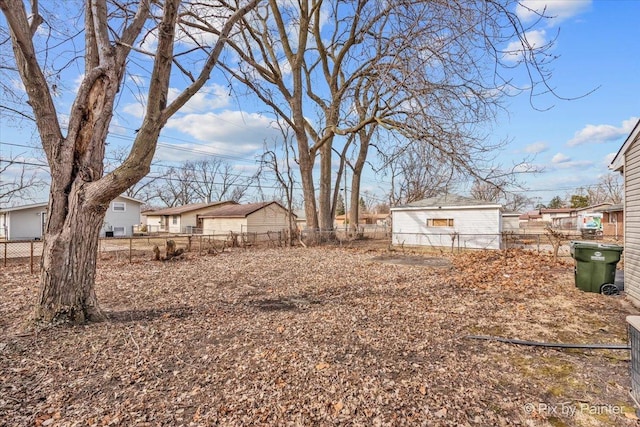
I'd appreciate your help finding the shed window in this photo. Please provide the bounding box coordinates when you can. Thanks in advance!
[112,202,126,212]
[427,218,454,227]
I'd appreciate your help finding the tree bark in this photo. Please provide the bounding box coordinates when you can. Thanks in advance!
[36,184,107,323]
[1,0,258,324]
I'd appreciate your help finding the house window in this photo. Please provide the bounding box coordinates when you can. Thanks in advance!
[113,226,126,236]
[427,218,454,227]
[172,215,178,225]
[112,202,126,212]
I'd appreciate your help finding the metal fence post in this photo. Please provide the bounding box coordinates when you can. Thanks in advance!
[3,242,6,267]
[129,238,133,264]
[30,240,34,274]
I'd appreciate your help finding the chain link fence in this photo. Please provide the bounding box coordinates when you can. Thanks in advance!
[0,227,624,273]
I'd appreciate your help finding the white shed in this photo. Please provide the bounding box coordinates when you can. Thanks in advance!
[610,118,640,304]
[0,202,47,240]
[391,194,503,250]
[198,201,294,239]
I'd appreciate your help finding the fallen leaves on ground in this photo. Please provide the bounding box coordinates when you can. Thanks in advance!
[0,245,637,426]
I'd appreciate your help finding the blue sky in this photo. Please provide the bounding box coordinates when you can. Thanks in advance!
[1,0,639,209]
[491,0,639,204]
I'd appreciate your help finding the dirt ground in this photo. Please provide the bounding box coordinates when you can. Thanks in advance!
[1,244,639,426]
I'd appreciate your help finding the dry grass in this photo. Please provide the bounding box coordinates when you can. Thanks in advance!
[0,245,638,426]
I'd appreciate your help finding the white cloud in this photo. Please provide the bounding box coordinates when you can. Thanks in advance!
[153,140,263,163]
[167,84,231,113]
[567,117,638,146]
[604,152,617,166]
[120,83,232,119]
[524,142,549,154]
[122,102,145,119]
[166,110,276,142]
[516,0,591,25]
[155,110,280,161]
[551,153,570,163]
[550,159,593,170]
[504,30,547,63]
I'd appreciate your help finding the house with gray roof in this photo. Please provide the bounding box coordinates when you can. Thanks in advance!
[143,201,237,234]
[0,195,144,240]
[390,193,504,250]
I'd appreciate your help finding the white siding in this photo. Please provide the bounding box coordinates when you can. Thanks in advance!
[625,137,640,303]
[502,215,520,232]
[6,206,46,240]
[391,207,502,250]
[169,215,181,234]
[180,212,199,233]
[246,204,289,235]
[202,218,247,235]
[102,196,142,237]
[146,215,163,232]
[0,213,7,239]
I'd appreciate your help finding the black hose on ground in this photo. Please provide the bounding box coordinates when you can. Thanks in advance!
[465,334,630,350]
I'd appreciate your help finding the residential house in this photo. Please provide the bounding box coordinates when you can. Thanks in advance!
[390,193,503,250]
[143,201,236,234]
[0,195,144,240]
[610,117,640,303]
[592,204,624,239]
[540,208,576,229]
[197,201,295,239]
[101,195,146,237]
[334,213,390,226]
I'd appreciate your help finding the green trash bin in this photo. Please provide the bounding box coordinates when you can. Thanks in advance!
[569,241,623,294]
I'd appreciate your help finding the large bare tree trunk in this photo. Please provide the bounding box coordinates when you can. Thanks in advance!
[318,142,334,233]
[1,0,258,324]
[36,185,107,322]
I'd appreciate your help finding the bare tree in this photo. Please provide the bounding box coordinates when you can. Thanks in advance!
[149,159,249,207]
[256,121,298,245]
[105,146,166,204]
[470,179,504,203]
[502,193,532,212]
[222,0,557,237]
[588,173,623,205]
[151,165,199,207]
[385,141,459,206]
[0,155,47,206]
[0,0,259,323]
[188,159,249,203]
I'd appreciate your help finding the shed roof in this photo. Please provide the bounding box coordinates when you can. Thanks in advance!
[143,201,235,216]
[0,194,143,213]
[198,201,293,218]
[539,208,574,214]
[592,203,623,213]
[392,193,501,210]
[0,202,48,213]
